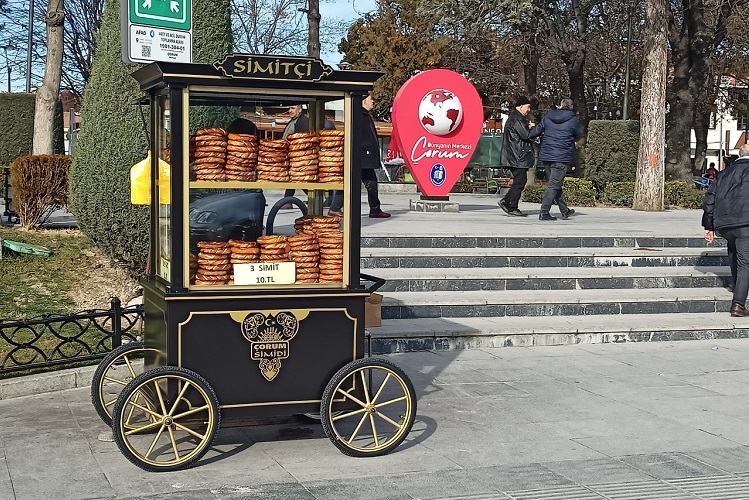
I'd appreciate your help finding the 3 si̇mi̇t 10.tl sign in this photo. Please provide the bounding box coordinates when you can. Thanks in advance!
[390,69,483,197]
[121,0,192,64]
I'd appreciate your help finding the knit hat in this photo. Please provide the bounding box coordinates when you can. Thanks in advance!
[514,95,531,107]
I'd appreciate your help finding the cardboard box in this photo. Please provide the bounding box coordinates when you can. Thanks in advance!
[365,293,383,327]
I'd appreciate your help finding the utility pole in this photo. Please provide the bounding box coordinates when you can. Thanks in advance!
[307,0,320,58]
[2,46,10,93]
[623,2,633,120]
[26,0,33,92]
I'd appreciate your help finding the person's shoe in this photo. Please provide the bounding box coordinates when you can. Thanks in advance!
[369,211,391,218]
[280,203,293,210]
[497,199,511,215]
[328,210,343,217]
[508,209,528,217]
[561,208,576,220]
[539,213,557,221]
[730,302,749,317]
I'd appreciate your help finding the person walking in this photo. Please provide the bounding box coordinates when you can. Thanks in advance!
[497,96,535,217]
[329,93,390,218]
[529,98,582,221]
[282,104,310,207]
[703,144,749,317]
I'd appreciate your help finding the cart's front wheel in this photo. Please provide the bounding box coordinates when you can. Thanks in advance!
[91,342,163,426]
[321,357,416,457]
[111,366,220,472]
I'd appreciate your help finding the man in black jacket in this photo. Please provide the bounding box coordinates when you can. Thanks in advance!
[703,144,749,316]
[498,96,535,217]
[329,93,390,218]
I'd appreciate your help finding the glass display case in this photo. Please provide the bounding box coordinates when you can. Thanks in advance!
[132,56,382,294]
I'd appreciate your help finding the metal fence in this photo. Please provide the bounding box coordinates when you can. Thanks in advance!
[0,297,144,375]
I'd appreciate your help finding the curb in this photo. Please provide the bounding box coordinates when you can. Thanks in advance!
[0,365,96,401]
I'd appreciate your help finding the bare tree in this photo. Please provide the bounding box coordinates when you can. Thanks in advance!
[230,0,345,56]
[0,0,103,95]
[33,0,63,155]
[633,0,667,211]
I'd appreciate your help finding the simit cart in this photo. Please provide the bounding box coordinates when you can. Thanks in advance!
[90,54,416,472]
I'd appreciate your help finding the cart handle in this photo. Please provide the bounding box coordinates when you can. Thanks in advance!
[360,273,386,293]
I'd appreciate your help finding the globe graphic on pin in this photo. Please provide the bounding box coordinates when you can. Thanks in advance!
[418,89,463,136]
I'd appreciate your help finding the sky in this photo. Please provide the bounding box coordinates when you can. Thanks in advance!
[319,0,377,67]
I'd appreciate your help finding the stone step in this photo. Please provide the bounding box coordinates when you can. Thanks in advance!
[362,247,728,269]
[380,287,734,319]
[368,313,749,353]
[375,266,732,292]
[362,236,722,249]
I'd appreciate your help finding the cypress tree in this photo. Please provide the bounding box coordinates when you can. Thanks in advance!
[190,0,238,132]
[69,0,234,275]
[69,0,149,274]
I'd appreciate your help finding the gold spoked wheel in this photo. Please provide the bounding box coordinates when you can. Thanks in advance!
[90,342,163,426]
[111,366,220,472]
[321,357,416,457]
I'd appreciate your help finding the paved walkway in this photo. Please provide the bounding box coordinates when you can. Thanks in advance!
[266,190,707,240]
[3,339,749,499]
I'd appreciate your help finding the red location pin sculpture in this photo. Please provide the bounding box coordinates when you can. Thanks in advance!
[391,69,484,197]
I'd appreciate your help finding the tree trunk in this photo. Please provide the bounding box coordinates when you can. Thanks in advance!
[664,23,693,182]
[522,21,539,96]
[33,0,64,155]
[307,0,321,58]
[633,0,667,211]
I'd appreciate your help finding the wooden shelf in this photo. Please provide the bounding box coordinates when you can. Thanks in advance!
[190,181,344,190]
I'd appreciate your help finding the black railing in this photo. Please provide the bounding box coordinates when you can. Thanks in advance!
[0,297,144,375]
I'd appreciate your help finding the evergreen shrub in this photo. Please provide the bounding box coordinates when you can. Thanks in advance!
[585,120,639,192]
[664,181,705,209]
[10,155,71,228]
[679,188,706,209]
[664,181,689,208]
[602,181,635,206]
[521,182,545,203]
[562,178,596,206]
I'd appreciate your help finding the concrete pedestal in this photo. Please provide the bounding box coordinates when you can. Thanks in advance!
[409,199,460,213]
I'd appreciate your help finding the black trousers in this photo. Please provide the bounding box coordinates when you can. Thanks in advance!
[330,169,381,212]
[502,167,528,211]
[722,225,749,305]
[540,162,570,215]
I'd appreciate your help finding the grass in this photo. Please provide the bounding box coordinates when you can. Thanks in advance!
[0,227,98,319]
[0,227,129,376]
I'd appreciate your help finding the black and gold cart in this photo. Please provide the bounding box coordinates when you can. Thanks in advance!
[90,54,416,472]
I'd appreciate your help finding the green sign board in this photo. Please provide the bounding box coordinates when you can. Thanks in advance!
[129,0,191,31]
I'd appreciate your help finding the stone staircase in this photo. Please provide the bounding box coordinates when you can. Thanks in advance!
[360,235,749,353]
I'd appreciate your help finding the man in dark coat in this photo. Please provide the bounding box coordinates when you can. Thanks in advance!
[283,104,310,205]
[329,93,390,218]
[529,98,582,221]
[703,144,749,317]
[497,96,535,217]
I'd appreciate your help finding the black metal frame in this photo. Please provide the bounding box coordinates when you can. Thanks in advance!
[0,297,144,375]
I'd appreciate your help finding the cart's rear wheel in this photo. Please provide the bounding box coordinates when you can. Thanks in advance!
[321,357,416,457]
[91,342,163,426]
[111,366,220,472]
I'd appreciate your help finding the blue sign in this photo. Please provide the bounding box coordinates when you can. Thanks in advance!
[430,163,446,186]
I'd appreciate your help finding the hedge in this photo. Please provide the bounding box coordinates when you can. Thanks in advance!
[521,179,596,206]
[0,93,64,165]
[584,120,639,192]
